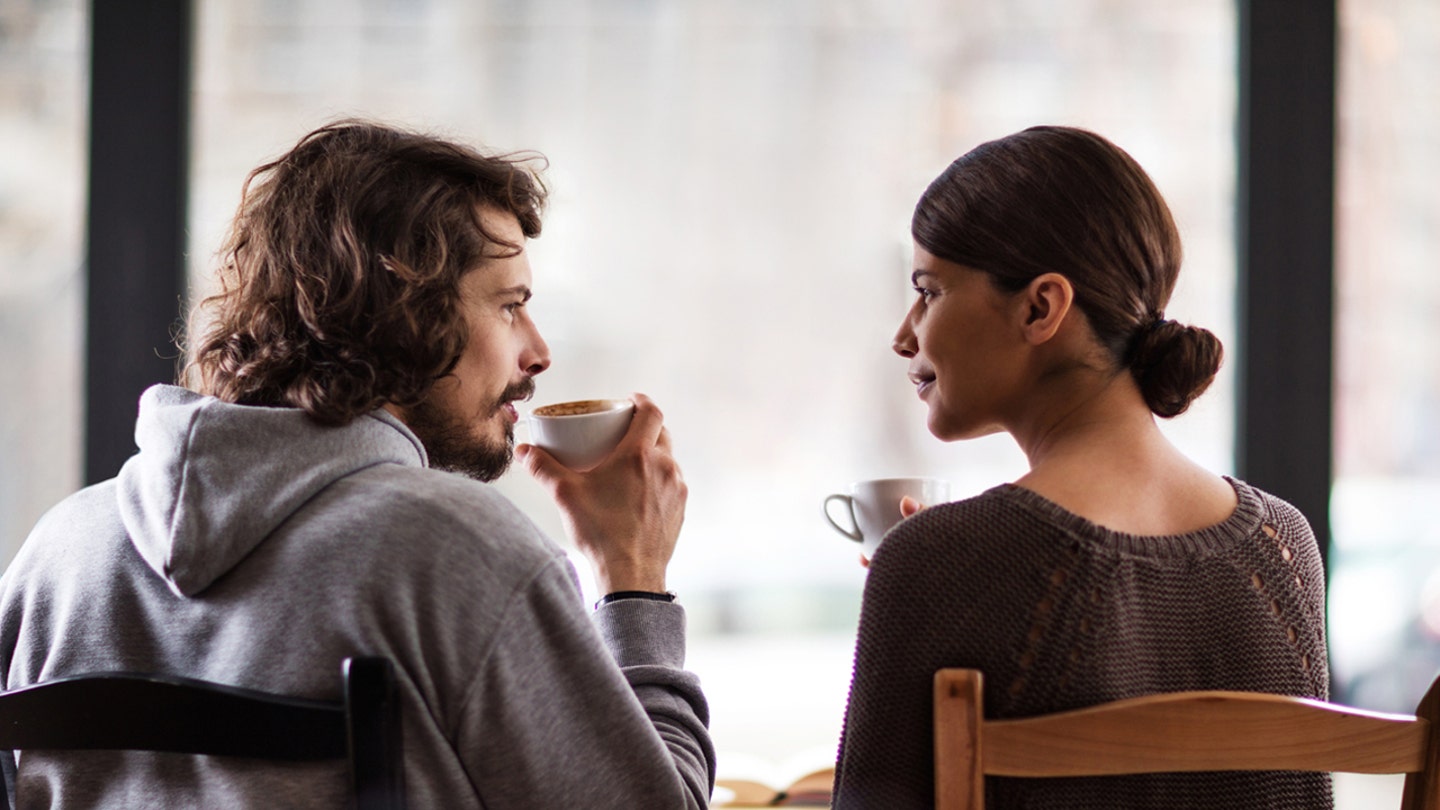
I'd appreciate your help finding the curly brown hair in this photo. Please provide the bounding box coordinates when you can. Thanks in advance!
[183,119,547,425]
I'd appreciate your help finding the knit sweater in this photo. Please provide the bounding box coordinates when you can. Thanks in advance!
[832,478,1331,809]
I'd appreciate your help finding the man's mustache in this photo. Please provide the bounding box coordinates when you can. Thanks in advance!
[498,377,536,408]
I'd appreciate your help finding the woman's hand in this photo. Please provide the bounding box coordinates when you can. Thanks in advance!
[518,393,686,595]
[859,495,929,568]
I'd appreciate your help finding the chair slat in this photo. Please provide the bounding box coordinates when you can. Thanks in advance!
[0,674,347,759]
[346,658,406,810]
[982,691,1428,776]
[0,658,403,809]
[934,669,984,810]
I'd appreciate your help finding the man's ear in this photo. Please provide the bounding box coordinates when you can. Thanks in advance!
[1017,272,1075,345]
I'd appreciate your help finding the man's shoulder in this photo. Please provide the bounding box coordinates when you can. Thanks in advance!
[302,462,562,559]
[342,462,506,502]
[23,479,125,545]
[2,480,131,612]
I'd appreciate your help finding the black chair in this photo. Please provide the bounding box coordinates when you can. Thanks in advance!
[0,656,403,810]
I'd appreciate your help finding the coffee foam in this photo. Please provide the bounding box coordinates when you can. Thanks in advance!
[532,399,628,417]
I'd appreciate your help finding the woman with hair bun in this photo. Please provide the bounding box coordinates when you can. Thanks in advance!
[831,127,1330,809]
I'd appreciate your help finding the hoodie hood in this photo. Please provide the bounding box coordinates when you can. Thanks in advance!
[116,385,428,597]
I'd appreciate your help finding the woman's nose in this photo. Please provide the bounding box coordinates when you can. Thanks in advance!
[892,320,917,358]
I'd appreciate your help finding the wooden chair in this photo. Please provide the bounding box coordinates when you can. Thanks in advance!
[0,656,403,810]
[935,668,1440,810]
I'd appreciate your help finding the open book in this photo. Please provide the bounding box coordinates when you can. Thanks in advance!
[712,748,835,807]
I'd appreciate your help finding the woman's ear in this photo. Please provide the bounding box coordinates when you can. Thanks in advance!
[1017,272,1075,345]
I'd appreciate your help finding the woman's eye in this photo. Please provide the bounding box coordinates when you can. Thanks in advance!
[913,286,936,302]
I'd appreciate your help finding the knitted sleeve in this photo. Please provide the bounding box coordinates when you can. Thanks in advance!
[832,494,1062,809]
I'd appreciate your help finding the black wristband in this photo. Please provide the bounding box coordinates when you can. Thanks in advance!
[594,590,676,610]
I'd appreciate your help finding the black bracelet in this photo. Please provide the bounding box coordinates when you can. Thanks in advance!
[594,590,676,610]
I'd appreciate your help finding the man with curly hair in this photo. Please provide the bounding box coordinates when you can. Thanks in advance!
[0,120,714,808]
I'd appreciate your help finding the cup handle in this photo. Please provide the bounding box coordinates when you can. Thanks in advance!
[823,494,863,543]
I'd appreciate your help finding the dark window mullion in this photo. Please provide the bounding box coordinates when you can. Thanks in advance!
[1235,0,1338,570]
[85,0,193,484]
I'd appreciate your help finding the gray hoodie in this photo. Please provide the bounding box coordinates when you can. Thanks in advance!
[0,385,715,808]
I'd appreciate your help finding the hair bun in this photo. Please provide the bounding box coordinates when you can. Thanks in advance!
[1126,320,1223,418]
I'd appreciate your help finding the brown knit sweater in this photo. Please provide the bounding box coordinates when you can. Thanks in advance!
[831,477,1331,809]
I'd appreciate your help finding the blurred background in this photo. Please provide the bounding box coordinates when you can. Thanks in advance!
[1,0,1436,804]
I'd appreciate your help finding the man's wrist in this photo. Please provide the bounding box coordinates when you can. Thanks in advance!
[592,560,668,596]
[593,590,677,611]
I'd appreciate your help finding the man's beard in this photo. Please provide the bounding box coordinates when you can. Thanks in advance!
[405,378,535,483]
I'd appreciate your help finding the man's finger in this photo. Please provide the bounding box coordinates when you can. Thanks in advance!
[517,444,569,490]
[615,393,665,450]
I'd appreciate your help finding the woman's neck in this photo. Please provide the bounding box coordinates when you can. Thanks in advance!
[1009,367,1157,471]
[1005,366,1236,536]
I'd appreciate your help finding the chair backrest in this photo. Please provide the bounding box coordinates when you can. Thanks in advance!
[935,667,1440,810]
[0,656,403,810]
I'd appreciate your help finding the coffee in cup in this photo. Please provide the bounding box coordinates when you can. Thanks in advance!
[527,399,635,471]
[823,477,951,559]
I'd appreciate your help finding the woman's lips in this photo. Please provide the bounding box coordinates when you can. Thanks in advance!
[909,369,936,399]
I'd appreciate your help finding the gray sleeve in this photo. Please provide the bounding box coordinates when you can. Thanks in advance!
[455,558,715,809]
[593,597,717,795]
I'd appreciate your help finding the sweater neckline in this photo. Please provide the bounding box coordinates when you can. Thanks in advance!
[986,476,1265,557]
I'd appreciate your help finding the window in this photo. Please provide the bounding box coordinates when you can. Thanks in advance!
[1330,0,1440,714]
[1327,5,1439,802]
[191,0,1234,772]
[0,0,87,565]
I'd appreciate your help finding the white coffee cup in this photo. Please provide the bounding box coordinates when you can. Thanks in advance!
[526,399,635,471]
[823,477,951,559]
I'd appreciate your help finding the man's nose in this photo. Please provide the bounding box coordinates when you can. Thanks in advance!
[522,322,551,376]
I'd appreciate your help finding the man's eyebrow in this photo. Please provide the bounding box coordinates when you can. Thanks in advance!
[492,285,533,301]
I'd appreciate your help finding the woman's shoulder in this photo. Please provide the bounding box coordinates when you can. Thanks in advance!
[872,485,1051,567]
[891,484,1073,537]
[1232,479,1311,524]
[1227,477,1320,550]
[861,485,1080,623]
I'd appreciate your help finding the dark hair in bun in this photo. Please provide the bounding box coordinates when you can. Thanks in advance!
[912,125,1222,417]
[1125,319,1224,418]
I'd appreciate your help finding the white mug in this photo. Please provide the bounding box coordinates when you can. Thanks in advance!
[526,399,635,471]
[823,477,951,559]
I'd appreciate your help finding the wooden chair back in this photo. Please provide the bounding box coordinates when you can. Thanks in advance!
[935,668,1440,810]
[0,656,403,810]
